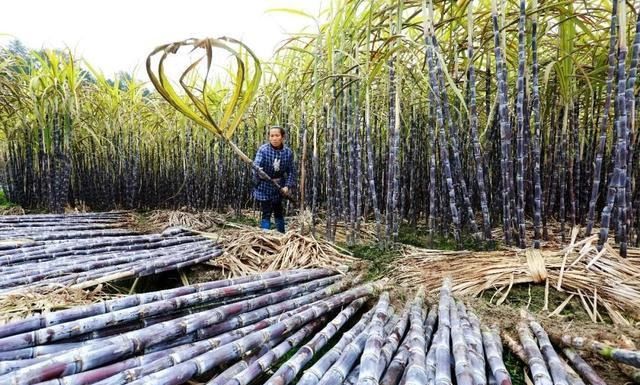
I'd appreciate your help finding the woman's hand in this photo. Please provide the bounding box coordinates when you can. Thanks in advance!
[281,187,289,195]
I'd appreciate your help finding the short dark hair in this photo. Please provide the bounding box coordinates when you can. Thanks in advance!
[269,126,286,136]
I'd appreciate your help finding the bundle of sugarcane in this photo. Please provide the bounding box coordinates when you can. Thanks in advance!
[0,225,222,295]
[390,232,640,324]
[210,225,358,276]
[499,310,637,385]
[0,274,516,385]
[0,227,192,258]
[269,279,512,385]
[0,212,134,241]
[0,269,384,385]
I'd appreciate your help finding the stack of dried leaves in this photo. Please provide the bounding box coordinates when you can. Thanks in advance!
[147,210,226,231]
[0,285,118,324]
[0,206,25,216]
[208,225,358,277]
[390,228,640,325]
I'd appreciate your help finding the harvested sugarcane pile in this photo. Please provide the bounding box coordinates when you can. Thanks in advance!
[210,225,358,276]
[0,213,223,295]
[390,232,640,325]
[0,269,385,384]
[267,278,516,385]
[497,309,640,385]
[2,268,635,384]
[0,212,136,241]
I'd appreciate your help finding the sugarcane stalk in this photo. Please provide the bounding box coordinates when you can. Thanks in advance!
[432,39,478,235]
[385,49,397,244]
[206,343,271,385]
[221,318,326,385]
[374,302,411,382]
[311,307,398,385]
[450,298,473,385]
[467,0,491,240]
[0,234,202,267]
[624,8,640,237]
[504,331,584,385]
[0,242,217,287]
[0,270,294,339]
[401,289,428,385]
[425,329,439,385]
[0,274,352,384]
[531,0,544,248]
[423,304,438,349]
[0,270,335,351]
[599,0,628,255]
[122,282,383,385]
[364,83,382,240]
[459,303,486,385]
[0,247,225,295]
[316,322,370,385]
[391,49,401,242]
[379,306,423,385]
[516,322,552,385]
[549,331,640,368]
[33,291,326,385]
[515,0,527,248]
[346,365,361,385]
[296,308,373,385]
[561,348,606,385]
[527,318,568,385]
[0,342,90,361]
[423,0,460,242]
[435,278,453,385]
[491,0,514,245]
[263,297,367,385]
[482,327,512,385]
[357,291,391,385]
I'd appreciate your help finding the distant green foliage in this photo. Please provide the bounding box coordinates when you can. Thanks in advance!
[0,189,15,207]
[398,225,498,251]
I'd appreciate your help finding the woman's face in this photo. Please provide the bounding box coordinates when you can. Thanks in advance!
[269,129,284,147]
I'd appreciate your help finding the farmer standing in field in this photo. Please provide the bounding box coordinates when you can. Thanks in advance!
[253,126,296,233]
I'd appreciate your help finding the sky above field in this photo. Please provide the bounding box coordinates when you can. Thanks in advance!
[1,0,321,79]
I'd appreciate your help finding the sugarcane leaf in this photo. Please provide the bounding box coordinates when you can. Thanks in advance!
[280,46,316,57]
[146,40,219,135]
[266,8,318,24]
[433,48,469,115]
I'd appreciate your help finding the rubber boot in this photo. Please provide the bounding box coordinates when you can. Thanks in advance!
[275,217,285,233]
[260,219,271,231]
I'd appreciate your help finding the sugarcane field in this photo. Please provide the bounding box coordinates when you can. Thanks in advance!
[2,0,640,383]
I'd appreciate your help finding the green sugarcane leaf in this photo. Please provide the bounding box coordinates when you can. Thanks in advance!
[266,8,318,23]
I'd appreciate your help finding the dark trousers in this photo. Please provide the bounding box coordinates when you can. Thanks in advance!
[260,199,284,221]
[259,199,285,232]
